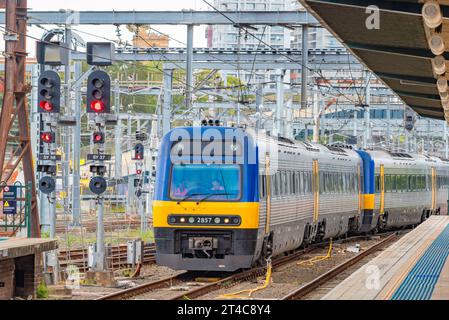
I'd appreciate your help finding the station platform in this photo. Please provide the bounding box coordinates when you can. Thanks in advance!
[0,237,57,300]
[323,216,449,300]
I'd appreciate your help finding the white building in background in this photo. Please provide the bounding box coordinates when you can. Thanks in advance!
[205,0,291,84]
[290,1,344,49]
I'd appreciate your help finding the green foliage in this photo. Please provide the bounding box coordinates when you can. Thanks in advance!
[121,268,133,278]
[41,231,50,239]
[36,281,49,299]
[127,229,155,243]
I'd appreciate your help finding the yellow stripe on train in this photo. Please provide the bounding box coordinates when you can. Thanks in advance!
[153,201,260,229]
[363,194,376,210]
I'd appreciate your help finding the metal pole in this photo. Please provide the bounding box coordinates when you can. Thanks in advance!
[95,197,105,270]
[301,25,309,110]
[256,84,263,133]
[313,88,320,143]
[186,24,194,109]
[63,26,72,220]
[276,70,284,136]
[445,121,448,159]
[162,68,173,135]
[353,107,357,141]
[49,192,59,283]
[386,97,391,148]
[72,61,82,226]
[114,81,122,178]
[363,72,371,149]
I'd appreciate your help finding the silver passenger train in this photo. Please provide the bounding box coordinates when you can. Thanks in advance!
[153,126,449,271]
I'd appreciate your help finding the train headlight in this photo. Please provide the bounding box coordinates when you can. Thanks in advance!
[214,218,221,224]
[189,217,195,224]
[224,218,230,224]
[180,217,186,223]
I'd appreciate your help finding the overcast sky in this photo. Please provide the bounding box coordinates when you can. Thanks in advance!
[3,1,213,54]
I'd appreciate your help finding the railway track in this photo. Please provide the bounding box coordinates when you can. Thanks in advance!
[56,219,143,233]
[96,234,385,300]
[281,232,398,300]
[59,244,156,272]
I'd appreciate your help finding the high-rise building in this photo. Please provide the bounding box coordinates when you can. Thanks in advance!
[207,0,290,50]
[290,1,343,49]
[205,0,291,84]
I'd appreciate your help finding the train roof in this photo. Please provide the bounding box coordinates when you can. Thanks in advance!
[365,149,449,169]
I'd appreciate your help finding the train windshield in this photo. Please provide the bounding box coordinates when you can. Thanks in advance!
[170,164,241,201]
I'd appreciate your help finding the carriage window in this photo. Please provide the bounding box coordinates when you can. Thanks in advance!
[281,171,287,195]
[375,175,380,194]
[307,172,312,194]
[410,176,416,191]
[170,164,241,201]
[271,173,277,196]
[260,175,265,199]
[292,172,296,194]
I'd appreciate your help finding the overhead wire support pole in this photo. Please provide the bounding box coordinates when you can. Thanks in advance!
[63,25,72,221]
[162,67,173,135]
[186,24,194,109]
[301,25,309,111]
[114,81,122,179]
[72,61,82,226]
[0,0,40,237]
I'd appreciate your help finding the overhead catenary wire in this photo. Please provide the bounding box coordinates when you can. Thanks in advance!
[201,0,362,105]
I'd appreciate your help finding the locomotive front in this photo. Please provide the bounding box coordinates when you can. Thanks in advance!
[153,126,261,271]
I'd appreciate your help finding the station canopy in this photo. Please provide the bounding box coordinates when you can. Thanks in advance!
[299,0,449,120]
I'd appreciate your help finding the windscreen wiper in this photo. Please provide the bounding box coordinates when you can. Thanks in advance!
[198,193,233,203]
[178,193,204,202]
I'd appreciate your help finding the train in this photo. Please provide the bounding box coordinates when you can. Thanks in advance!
[153,125,449,272]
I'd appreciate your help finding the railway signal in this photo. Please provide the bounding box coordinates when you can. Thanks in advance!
[40,132,55,144]
[38,70,61,113]
[38,176,56,195]
[133,143,145,160]
[89,176,107,195]
[93,132,105,144]
[87,70,111,114]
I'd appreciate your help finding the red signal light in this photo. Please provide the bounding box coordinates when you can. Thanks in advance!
[40,132,54,143]
[136,169,142,175]
[39,100,54,112]
[90,100,105,113]
[93,132,105,144]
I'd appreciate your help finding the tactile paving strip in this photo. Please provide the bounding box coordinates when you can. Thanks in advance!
[391,225,449,300]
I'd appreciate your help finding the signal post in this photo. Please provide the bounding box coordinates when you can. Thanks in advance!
[37,70,61,284]
[86,70,111,273]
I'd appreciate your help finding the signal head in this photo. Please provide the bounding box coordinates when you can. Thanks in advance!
[93,132,105,144]
[38,70,61,113]
[40,132,55,144]
[39,176,56,195]
[134,143,145,160]
[87,70,111,114]
[90,100,105,113]
[89,177,107,195]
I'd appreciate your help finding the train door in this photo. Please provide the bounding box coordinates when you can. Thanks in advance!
[264,153,272,235]
[380,164,385,215]
[431,167,437,211]
[358,163,362,216]
[312,159,320,224]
